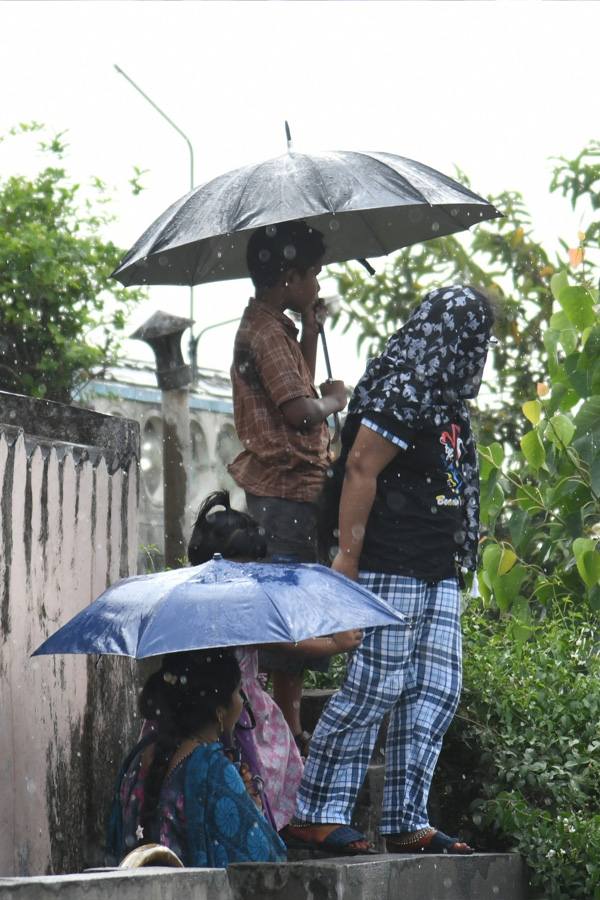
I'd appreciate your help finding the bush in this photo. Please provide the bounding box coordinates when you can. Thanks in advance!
[437,607,600,900]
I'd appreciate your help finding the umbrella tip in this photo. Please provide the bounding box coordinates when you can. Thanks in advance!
[285,121,293,151]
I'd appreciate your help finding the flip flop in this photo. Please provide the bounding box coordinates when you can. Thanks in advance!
[283,823,380,856]
[386,829,473,855]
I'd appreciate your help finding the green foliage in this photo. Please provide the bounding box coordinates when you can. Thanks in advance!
[303,653,348,690]
[438,609,600,900]
[0,123,146,402]
[478,274,600,622]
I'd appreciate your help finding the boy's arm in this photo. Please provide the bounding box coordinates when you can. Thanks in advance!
[299,306,320,380]
[250,318,347,429]
[280,381,347,429]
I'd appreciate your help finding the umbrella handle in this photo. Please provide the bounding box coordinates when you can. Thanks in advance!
[318,324,341,444]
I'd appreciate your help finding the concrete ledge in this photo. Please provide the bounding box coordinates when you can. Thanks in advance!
[228,853,530,900]
[0,868,232,900]
[0,854,529,900]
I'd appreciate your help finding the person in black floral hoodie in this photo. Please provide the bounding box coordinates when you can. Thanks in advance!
[285,285,495,856]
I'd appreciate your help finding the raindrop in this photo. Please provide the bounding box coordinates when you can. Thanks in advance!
[283,244,297,261]
[158,255,169,267]
[328,219,340,232]
[259,250,270,262]
[443,878,453,888]
[266,225,277,237]
[431,222,440,233]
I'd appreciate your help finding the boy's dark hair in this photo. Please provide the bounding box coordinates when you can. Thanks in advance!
[246,220,326,290]
[188,490,267,565]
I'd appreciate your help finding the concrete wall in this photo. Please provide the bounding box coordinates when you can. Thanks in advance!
[0,392,142,877]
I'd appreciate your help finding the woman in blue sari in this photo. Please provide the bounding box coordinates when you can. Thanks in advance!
[107,649,286,867]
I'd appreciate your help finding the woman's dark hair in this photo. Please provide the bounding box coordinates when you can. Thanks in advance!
[188,490,267,565]
[139,648,241,841]
[246,220,326,290]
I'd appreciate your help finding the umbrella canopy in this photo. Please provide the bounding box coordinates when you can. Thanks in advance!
[32,555,405,659]
[111,149,503,287]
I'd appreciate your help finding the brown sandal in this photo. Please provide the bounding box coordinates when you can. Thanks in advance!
[386,827,473,855]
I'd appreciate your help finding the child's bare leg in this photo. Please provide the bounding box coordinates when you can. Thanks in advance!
[272,671,303,738]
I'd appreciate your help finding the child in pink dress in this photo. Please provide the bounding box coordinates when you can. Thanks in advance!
[188,490,362,831]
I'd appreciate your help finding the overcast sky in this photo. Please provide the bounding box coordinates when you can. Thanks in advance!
[1,1,599,385]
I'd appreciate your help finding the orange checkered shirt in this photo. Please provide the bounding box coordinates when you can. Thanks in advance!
[228,300,331,503]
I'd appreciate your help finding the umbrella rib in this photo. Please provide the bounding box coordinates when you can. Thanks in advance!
[301,154,337,214]
[226,162,271,230]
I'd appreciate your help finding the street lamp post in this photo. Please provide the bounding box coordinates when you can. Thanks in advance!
[190,317,241,375]
[114,64,197,376]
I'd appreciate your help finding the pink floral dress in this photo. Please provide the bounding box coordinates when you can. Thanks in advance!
[235,647,303,830]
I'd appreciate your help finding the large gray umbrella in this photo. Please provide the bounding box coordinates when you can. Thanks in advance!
[111,148,503,287]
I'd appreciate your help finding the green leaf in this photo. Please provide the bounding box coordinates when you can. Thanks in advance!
[576,551,600,589]
[591,456,600,496]
[516,485,546,514]
[573,537,596,558]
[548,314,578,356]
[557,285,596,330]
[550,269,569,300]
[522,400,542,425]
[508,508,532,550]
[564,352,595,399]
[546,413,575,447]
[493,564,527,611]
[545,382,578,416]
[573,397,600,440]
[498,547,518,576]
[582,322,600,359]
[482,543,503,579]
[478,442,505,469]
[521,430,546,469]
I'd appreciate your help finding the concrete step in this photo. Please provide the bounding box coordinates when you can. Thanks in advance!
[0,854,529,900]
[230,854,529,900]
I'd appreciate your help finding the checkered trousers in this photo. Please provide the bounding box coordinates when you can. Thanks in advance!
[293,573,462,834]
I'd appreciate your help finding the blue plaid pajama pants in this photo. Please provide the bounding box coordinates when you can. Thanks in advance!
[294,573,462,834]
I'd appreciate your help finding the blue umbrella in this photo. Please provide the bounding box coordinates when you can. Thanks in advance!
[32,555,405,659]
